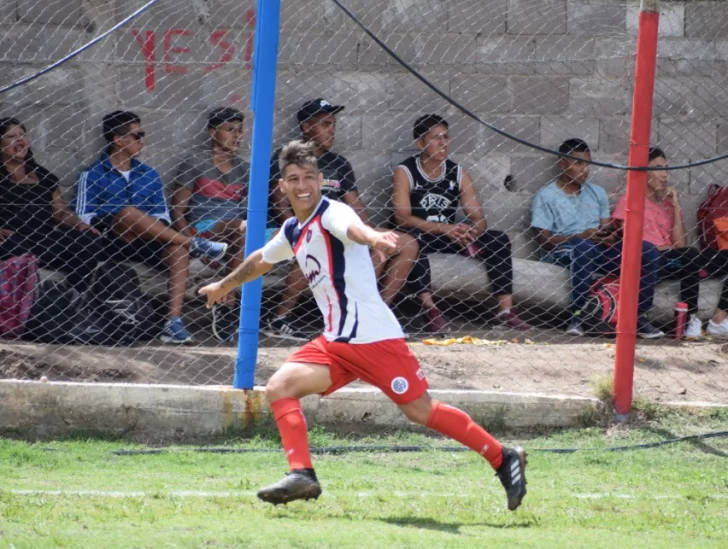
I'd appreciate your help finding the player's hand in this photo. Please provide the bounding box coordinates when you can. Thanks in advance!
[198,281,229,308]
[370,231,398,263]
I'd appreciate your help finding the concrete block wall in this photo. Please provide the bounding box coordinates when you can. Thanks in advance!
[0,0,726,241]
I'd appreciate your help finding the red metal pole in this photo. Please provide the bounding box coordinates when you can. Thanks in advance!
[614,0,660,420]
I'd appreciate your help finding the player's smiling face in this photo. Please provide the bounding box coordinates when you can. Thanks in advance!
[279,161,323,221]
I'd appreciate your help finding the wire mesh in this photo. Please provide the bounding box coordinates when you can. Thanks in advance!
[0,0,726,406]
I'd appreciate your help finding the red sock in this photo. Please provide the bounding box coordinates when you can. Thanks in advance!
[426,400,503,469]
[270,398,312,470]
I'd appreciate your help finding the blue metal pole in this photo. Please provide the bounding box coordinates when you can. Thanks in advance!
[234,0,281,389]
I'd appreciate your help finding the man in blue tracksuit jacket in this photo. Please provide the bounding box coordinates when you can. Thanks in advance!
[73,110,228,344]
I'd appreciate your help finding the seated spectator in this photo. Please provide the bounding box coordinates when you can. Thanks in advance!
[171,107,249,342]
[531,138,663,338]
[392,114,530,333]
[264,98,419,340]
[0,117,103,291]
[613,147,728,339]
[73,110,228,344]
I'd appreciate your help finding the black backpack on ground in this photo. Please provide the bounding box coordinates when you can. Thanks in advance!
[24,280,90,344]
[86,262,158,345]
[25,262,158,345]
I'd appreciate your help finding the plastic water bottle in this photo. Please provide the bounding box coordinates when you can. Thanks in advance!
[674,302,688,340]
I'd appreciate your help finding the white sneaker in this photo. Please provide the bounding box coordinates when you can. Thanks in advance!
[706,318,728,338]
[684,314,703,340]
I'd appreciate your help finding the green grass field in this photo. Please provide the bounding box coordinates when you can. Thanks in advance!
[1,408,727,548]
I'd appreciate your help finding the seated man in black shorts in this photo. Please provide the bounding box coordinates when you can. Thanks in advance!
[392,114,530,333]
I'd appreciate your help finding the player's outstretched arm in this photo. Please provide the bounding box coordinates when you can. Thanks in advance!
[198,249,273,307]
[347,224,398,261]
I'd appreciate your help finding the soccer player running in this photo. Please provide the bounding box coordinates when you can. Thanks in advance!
[199,140,528,510]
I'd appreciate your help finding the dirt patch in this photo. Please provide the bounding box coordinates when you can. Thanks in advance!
[0,347,138,383]
[2,333,727,405]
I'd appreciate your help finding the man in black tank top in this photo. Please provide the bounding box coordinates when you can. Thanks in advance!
[264,99,419,340]
[392,114,530,332]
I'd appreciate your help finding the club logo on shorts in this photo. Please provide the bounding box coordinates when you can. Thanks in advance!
[391,376,409,395]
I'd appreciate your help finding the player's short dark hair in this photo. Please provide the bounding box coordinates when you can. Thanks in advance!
[207,107,244,129]
[102,110,141,143]
[279,140,319,177]
[649,147,666,162]
[558,138,591,157]
[413,114,449,140]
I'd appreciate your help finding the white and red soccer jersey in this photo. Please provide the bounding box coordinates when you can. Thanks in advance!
[261,198,404,344]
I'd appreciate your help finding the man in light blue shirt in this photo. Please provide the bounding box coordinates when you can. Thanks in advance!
[531,138,662,338]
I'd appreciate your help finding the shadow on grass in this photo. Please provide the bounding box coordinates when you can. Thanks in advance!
[646,426,728,459]
[381,515,536,533]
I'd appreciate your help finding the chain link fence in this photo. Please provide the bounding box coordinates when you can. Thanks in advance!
[0,0,726,405]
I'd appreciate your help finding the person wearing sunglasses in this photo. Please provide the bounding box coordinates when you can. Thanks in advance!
[73,111,228,344]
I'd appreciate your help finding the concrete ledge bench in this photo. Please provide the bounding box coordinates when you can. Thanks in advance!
[428,253,724,325]
[38,252,725,327]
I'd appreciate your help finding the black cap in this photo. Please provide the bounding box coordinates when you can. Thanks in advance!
[207,107,244,129]
[296,98,344,124]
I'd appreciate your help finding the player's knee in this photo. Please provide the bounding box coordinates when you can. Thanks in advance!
[265,365,307,402]
[265,378,291,403]
[401,406,429,425]
[399,396,432,425]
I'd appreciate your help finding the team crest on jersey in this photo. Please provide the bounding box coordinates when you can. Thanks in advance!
[391,376,409,395]
[420,194,452,210]
[304,254,324,287]
[306,229,312,243]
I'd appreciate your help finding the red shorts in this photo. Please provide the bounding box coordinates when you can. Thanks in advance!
[286,336,429,405]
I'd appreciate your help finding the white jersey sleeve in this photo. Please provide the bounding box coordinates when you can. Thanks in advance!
[261,225,294,264]
[322,200,364,245]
